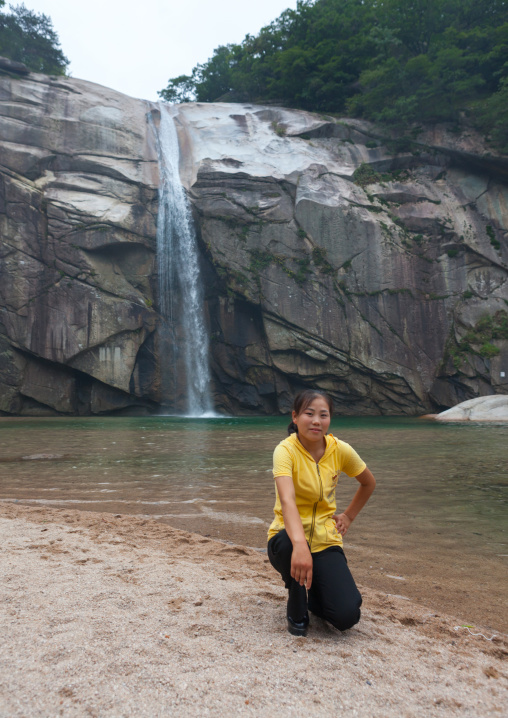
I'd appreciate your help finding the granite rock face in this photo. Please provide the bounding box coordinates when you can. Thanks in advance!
[174,103,508,414]
[0,65,507,416]
[0,66,160,415]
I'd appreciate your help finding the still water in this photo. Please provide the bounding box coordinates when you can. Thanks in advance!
[0,416,506,630]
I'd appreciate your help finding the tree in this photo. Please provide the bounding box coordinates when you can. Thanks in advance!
[474,74,508,153]
[0,3,69,75]
[349,2,507,130]
[157,0,508,149]
[158,74,196,103]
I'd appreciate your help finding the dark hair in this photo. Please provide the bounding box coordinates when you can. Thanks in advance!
[287,390,334,435]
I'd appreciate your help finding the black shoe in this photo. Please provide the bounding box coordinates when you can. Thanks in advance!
[287,614,309,637]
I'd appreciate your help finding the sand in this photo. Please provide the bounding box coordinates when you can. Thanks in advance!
[0,503,506,717]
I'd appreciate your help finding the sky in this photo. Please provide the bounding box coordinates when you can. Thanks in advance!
[13,0,299,101]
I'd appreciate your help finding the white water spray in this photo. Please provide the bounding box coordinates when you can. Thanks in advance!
[152,103,213,416]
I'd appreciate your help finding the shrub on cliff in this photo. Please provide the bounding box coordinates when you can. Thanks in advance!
[0,2,68,75]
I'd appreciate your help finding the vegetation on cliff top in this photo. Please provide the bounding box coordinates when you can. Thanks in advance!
[0,2,68,75]
[159,0,508,151]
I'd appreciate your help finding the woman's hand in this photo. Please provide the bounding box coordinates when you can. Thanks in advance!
[291,541,313,589]
[333,512,352,536]
[333,467,376,537]
[275,475,313,588]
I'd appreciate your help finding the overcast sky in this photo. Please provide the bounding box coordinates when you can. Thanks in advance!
[13,1,299,101]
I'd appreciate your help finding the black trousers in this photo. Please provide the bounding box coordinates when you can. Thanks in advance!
[267,529,362,631]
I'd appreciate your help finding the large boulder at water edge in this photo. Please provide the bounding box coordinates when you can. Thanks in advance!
[0,66,507,415]
[435,395,508,421]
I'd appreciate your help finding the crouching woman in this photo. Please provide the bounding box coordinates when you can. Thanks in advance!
[267,390,376,636]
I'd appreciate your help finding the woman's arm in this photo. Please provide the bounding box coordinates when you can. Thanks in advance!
[275,475,313,589]
[333,466,376,537]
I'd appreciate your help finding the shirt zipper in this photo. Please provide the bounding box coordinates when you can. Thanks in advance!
[308,463,324,550]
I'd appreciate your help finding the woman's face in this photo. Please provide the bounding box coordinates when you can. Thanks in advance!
[292,396,331,444]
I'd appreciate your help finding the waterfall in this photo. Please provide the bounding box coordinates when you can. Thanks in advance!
[152,103,213,416]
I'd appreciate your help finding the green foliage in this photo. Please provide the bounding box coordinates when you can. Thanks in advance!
[249,249,274,273]
[348,1,508,139]
[387,287,413,296]
[158,1,508,149]
[248,248,312,285]
[450,311,508,369]
[159,0,375,110]
[238,225,249,242]
[478,342,500,358]
[385,136,415,154]
[271,121,287,137]
[228,269,249,287]
[353,163,410,188]
[473,77,508,153]
[290,257,312,285]
[158,74,195,103]
[0,3,68,75]
[475,312,508,342]
[486,224,501,250]
[447,248,459,257]
[311,246,335,274]
[352,162,381,187]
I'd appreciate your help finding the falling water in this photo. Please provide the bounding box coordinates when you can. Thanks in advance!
[152,103,213,416]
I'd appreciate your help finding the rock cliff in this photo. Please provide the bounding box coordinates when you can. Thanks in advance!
[0,66,160,415]
[174,103,508,414]
[0,64,506,415]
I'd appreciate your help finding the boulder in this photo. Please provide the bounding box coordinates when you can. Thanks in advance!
[435,395,508,421]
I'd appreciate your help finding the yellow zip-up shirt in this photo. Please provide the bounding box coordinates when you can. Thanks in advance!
[267,433,366,552]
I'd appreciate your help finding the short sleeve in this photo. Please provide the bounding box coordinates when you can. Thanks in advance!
[339,440,366,477]
[273,443,294,478]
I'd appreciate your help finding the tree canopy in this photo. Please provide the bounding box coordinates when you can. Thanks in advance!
[0,2,69,75]
[159,0,508,151]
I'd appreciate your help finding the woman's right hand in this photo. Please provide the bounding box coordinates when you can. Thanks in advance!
[291,542,313,589]
[275,475,313,589]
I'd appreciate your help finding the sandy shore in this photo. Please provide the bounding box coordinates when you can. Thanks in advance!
[0,503,506,717]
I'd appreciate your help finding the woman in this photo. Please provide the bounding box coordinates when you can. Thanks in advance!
[267,390,376,636]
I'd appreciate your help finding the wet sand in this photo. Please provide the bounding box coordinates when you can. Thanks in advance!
[1,502,506,717]
[153,511,508,635]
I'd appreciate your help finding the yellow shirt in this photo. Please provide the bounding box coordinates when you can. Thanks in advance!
[267,433,366,552]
